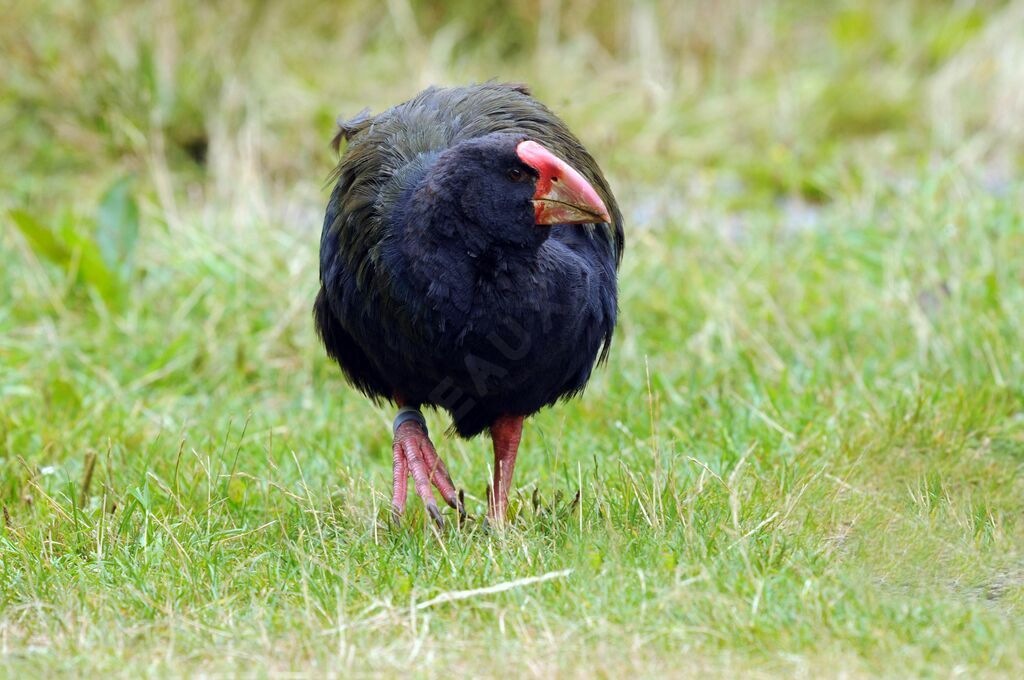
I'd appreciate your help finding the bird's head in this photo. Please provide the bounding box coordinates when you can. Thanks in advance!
[423,132,610,250]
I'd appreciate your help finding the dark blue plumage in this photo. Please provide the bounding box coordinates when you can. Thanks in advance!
[314,84,622,441]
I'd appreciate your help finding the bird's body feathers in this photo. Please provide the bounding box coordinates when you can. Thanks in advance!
[315,83,622,437]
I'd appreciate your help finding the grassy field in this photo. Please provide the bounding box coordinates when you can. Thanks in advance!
[2,0,1023,676]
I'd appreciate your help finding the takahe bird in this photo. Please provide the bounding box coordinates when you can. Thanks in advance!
[314,83,622,526]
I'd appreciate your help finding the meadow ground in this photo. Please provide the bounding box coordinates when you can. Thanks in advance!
[2,1,1023,677]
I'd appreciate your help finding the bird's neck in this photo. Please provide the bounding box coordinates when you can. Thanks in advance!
[379,160,553,327]
[389,156,545,269]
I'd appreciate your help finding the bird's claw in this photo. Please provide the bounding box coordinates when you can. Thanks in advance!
[456,488,467,526]
[391,419,463,530]
[426,501,444,529]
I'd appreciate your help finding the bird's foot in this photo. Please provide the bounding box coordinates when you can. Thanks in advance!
[391,411,466,529]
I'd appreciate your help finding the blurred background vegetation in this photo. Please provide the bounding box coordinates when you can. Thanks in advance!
[4,0,1022,382]
[3,0,1023,311]
[0,0,1019,331]
[2,1,1023,676]
[4,0,1022,268]
[5,0,1022,203]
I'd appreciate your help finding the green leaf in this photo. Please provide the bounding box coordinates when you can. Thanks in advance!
[8,209,72,266]
[8,208,124,309]
[59,220,123,307]
[96,175,140,274]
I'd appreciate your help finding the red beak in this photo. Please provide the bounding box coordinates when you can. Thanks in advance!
[516,140,611,225]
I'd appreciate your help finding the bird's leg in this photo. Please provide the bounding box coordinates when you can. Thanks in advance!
[391,407,465,527]
[487,415,525,524]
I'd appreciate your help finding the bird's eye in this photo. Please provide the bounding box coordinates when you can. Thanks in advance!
[507,167,524,182]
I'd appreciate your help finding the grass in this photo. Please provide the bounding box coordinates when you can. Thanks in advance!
[2,0,1023,676]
